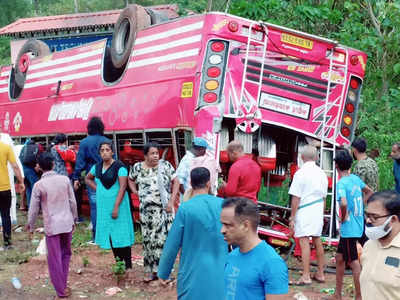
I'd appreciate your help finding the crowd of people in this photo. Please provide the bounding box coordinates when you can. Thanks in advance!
[1,116,400,299]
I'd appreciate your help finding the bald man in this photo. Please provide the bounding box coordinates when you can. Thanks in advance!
[288,145,328,285]
[220,141,261,203]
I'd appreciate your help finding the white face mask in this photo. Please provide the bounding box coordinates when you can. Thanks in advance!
[365,216,393,240]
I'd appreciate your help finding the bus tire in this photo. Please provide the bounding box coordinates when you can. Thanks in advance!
[111,5,150,69]
[15,39,50,88]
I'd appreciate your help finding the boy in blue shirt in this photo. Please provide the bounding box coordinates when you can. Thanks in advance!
[333,150,373,300]
[221,197,288,300]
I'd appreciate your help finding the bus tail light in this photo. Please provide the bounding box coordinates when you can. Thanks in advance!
[198,39,229,107]
[340,76,362,140]
[341,127,350,137]
[204,92,217,103]
[207,67,221,78]
[350,78,359,89]
[205,80,219,90]
[345,103,354,113]
[343,115,352,126]
[209,54,223,65]
[228,21,239,32]
[211,41,225,52]
[350,55,359,65]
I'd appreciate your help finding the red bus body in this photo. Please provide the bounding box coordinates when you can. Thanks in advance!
[0,12,367,248]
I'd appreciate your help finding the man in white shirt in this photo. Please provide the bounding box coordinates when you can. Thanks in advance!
[288,145,328,285]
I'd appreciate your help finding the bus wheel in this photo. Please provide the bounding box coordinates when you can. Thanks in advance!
[15,39,50,88]
[111,5,150,69]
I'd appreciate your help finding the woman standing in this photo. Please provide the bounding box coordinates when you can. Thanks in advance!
[85,141,134,269]
[128,142,178,282]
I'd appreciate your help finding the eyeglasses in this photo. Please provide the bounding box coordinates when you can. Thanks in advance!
[364,213,391,222]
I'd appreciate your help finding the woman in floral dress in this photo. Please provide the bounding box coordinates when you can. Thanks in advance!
[128,142,178,282]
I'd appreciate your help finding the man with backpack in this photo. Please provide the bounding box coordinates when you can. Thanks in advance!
[20,139,41,208]
[72,116,110,243]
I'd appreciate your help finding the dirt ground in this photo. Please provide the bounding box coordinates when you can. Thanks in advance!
[0,211,355,300]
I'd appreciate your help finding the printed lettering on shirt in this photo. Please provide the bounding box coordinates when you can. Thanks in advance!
[226,266,240,300]
[350,185,360,197]
[354,195,363,216]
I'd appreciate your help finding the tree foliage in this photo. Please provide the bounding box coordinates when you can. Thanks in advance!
[228,0,400,190]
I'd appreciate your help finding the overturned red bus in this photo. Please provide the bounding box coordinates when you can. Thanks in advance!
[0,5,367,247]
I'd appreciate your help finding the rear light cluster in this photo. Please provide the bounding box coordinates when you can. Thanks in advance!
[198,40,229,107]
[340,76,362,139]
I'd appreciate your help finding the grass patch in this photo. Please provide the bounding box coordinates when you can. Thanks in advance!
[82,256,90,267]
[134,228,143,244]
[71,223,92,249]
[3,250,35,264]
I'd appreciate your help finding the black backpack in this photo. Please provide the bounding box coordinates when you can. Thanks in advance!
[20,143,39,166]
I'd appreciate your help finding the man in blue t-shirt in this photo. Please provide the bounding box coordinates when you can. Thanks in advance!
[333,150,373,300]
[221,197,288,300]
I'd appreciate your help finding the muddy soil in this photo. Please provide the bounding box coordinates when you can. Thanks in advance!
[0,211,354,300]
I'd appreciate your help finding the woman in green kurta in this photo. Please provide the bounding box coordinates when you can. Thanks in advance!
[128,142,178,282]
[85,141,134,269]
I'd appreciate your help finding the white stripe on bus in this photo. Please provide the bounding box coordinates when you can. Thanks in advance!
[25,69,101,88]
[129,48,200,69]
[29,48,103,71]
[26,22,203,72]
[135,21,204,45]
[3,47,200,90]
[27,59,102,81]
[133,35,201,56]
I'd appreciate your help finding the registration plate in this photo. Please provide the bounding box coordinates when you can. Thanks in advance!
[281,33,313,50]
[269,238,290,247]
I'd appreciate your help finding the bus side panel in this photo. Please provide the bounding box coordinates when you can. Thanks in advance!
[1,77,197,136]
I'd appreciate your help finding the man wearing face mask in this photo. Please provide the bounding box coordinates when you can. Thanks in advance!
[360,190,400,300]
[390,142,400,194]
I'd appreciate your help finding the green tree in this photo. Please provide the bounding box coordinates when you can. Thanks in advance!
[0,0,33,65]
[229,0,400,190]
